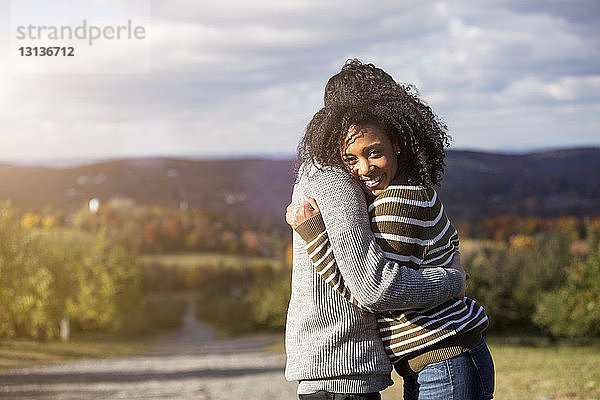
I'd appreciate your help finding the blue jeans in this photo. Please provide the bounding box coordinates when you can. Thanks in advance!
[403,339,495,400]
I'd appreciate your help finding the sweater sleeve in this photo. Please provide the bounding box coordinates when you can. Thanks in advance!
[295,214,364,309]
[303,168,463,312]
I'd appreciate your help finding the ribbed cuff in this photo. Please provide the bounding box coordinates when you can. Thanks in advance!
[298,374,393,395]
[295,214,326,243]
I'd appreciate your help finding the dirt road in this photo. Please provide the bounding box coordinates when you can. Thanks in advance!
[0,302,298,399]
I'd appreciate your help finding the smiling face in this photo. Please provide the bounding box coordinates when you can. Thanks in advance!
[341,124,400,197]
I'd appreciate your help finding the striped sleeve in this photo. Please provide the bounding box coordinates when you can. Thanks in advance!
[295,214,364,309]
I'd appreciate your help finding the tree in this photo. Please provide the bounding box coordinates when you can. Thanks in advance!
[534,247,600,338]
[66,229,147,334]
[0,203,148,340]
[0,204,52,339]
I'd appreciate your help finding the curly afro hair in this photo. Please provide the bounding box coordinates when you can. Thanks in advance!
[297,59,451,187]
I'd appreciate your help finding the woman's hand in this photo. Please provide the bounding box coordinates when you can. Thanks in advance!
[285,196,321,229]
[449,251,469,299]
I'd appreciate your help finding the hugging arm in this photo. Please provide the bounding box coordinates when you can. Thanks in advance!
[295,212,366,309]
[296,168,463,311]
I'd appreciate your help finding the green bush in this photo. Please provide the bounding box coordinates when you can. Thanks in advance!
[0,204,149,339]
[534,248,600,338]
[464,228,578,332]
[245,267,290,331]
[193,264,290,335]
[462,243,510,329]
[0,205,57,339]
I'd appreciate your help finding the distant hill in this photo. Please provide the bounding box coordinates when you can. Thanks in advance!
[1,148,598,228]
[440,148,600,220]
[0,158,296,228]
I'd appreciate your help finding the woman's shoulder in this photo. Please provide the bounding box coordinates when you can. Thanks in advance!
[297,163,357,191]
[377,182,435,202]
[368,183,436,216]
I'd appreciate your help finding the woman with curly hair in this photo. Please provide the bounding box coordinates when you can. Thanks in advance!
[286,60,494,400]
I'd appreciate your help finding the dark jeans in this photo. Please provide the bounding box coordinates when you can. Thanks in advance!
[298,390,381,400]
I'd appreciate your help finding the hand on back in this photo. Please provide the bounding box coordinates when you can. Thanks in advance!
[286,196,321,229]
[449,251,469,299]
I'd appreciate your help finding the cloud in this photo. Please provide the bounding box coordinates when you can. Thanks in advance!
[1,0,599,162]
[497,75,600,104]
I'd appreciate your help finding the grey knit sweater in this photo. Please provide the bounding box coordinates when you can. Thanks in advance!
[284,164,464,394]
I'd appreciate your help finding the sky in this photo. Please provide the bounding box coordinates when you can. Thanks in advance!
[0,0,599,164]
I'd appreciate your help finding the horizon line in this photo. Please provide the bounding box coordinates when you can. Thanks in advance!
[1,145,599,168]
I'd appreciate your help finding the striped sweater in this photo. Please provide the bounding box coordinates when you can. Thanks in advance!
[295,183,489,375]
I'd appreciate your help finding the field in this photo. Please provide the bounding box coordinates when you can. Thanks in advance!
[140,252,284,269]
[381,337,600,400]
[0,333,157,372]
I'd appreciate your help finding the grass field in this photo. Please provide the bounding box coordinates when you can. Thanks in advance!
[141,252,284,269]
[381,337,600,400]
[0,333,157,372]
